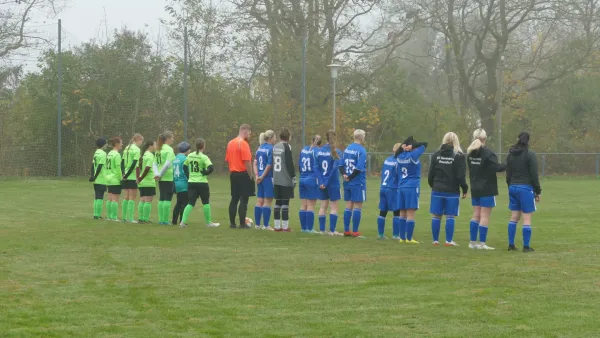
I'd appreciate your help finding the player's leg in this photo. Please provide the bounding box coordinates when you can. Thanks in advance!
[508,186,521,251]
[318,198,329,233]
[520,188,536,252]
[137,188,147,223]
[398,190,407,242]
[343,188,354,236]
[273,192,282,231]
[163,182,174,226]
[93,184,105,219]
[444,195,460,246]
[478,205,494,250]
[172,191,184,225]
[121,188,130,222]
[281,196,291,232]
[299,180,308,232]
[350,185,364,237]
[263,197,273,230]
[180,184,198,227]
[392,210,401,239]
[470,199,482,248]
[144,188,155,223]
[430,193,443,245]
[377,189,388,239]
[200,183,218,227]
[255,181,265,227]
[128,185,138,222]
[404,188,420,244]
[229,173,241,228]
[306,198,317,233]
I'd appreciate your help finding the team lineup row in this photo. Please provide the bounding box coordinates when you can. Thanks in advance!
[90,127,542,252]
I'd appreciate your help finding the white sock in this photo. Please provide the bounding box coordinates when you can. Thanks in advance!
[274,219,281,229]
[282,220,289,230]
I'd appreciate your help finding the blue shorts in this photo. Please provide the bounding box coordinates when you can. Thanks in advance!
[257,178,274,199]
[319,185,341,202]
[472,196,496,208]
[299,177,319,200]
[509,185,536,213]
[344,184,366,203]
[398,187,419,210]
[430,191,460,216]
[379,187,398,211]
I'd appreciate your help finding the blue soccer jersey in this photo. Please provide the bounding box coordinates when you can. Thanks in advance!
[299,146,319,179]
[380,155,399,189]
[255,143,274,177]
[315,144,342,188]
[173,153,188,193]
[343,143,367,187]
[397,145,426,188]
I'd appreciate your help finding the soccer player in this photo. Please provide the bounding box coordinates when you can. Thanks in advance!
[298,135,321,233]
[272,128,296,232]
[225,124,254,229]
[254,130,276,230]
[137,140,156,223]
[377,143,403,239]
[396,136,428,244]
[506,132,541,252]
[316,130,343,236]
[467,128,506,250]
[180,138,220,228]
[428,132,468,246]
[172,142,191,225]
[105,137,124,221]
[89,137,108,220]
[121,133,143,223]
[342,129,367,238]
[153,131,176,225]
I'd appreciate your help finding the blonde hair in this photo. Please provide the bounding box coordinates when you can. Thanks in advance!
[392,143,402,153]
[310,135,322,151]
[157,131,173,152]
[326,130,339,159]
[259,130,275,145]
[467,128,487,154]
[124,133,143,161]
[441,132,463,153]
[354,129,366,141]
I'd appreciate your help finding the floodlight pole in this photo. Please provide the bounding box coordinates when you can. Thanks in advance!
[327,64,341,132]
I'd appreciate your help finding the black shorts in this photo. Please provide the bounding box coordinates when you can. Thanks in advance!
[158,181,174,201]
[93,184,106,199]
[188,182,210,206]
[107,185,122,195]
[139,187,156,197]
[274,185,294,200]
[230,171,255,197]
[121,180,138,189]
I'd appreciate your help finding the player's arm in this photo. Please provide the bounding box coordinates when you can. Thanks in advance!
[253,155,259,179]
[201,156,215,176]
[528,152,542,196]
[139,163,151,182]
[183,163,190,178]
[505,154,513,186]
[284,143,296,178]
[158,154,173,177]
[428,152,436,188]
[455,153,468,195]
[410,142,428,159]
[241,142,253,178]
[394,146,404,158]
[488,152,507,172]
[347,150,366,181]
[123,159,138,179]
[120,157,125,177]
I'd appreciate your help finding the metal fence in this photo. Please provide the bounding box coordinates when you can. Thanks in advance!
[367,152,600,177]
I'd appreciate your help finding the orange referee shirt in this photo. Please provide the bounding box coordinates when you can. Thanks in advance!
[225,137,252,172]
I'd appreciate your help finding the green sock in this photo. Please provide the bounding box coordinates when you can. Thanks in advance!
[105,201,111,219]
[144,202,152,222]
[99,200,105,218]
[122,200,129,220]
[128,200,135,221]
[203,204,212,224]
[157,201,164,222]
[113,201,119,220]
[182,205,193,224]
[93,200,99,217]
[138,202,145,221]
[163,202,171,223]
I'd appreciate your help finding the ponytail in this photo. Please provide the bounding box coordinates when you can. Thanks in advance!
[516,131,530,149]
[309,135,322,151]
[259,132,266,145]
[139,140,155,169]
[467,128,487,154]
[195,138,205,155]
[259,130,275,145]
[156,131,173,152]
[326,130,339,159]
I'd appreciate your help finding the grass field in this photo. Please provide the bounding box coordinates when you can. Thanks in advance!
[1,176,600,337]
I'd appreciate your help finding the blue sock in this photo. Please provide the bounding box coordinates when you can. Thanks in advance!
[479,225,488,243]
[306,211,315,231]
[470,220,479,242]
[319,215,326,232]
[406,220,415,241]
[523,225,532,247]
[254,206,263,226]
[377,216,385,236]
[445,217,455,243]
[508,221,517,245]
[299,210,307,231]
[352,209,362,233]
[262,207,271,227]
[431,217,441,242]
[399,218,407,240]
[343,209,352,233]
[330,214,338,232]
[392,217,400,237]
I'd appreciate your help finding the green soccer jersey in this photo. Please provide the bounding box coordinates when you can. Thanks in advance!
[105,149,122,186]
[139,151,156,188]
[93,149,108,185]
[155,144,175,182]
[184,151,213,183]
[122,143,140,181]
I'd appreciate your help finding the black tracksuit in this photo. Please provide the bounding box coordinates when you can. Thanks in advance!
[467,146,506,198]
[428,144,468,194]
[506,146,542,195]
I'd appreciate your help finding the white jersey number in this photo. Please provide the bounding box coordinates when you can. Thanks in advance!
[382,170,390,186]
[301,157,311,172]
[274,156,282,172]
[258,156,264,171]
[345,159,355,174]
[322,160,328,175]
[401,167,408,179]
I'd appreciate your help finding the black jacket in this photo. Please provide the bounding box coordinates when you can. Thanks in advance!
[506,146,541,195]
[428,144,468,194]
[467,146,506,198]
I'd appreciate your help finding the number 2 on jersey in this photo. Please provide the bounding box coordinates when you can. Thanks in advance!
[382,170,390,185]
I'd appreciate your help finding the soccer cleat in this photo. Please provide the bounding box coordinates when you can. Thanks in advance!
[508,245,519,251]
[207,222,220,228]
[522,246,535,253]
[343,232,353,237]
[262,226,274,231]
[378,235,388,240]
[468,242,480,249]
[179,222,187,228]
[274,228,283,232]
[432,241,440,246]
[282,228,292,232]
[239,224,251,229]
[478,244,495,250]
[93,216,103,220]
[138,220,146,224]
[351,232,365,238]
[309,230,321,234]
[301,229,308,233]
[230,224,238,229]
[398,239,406,244]
[444,241,459,247]
[406,239,420,244]
[130,220,138,224]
